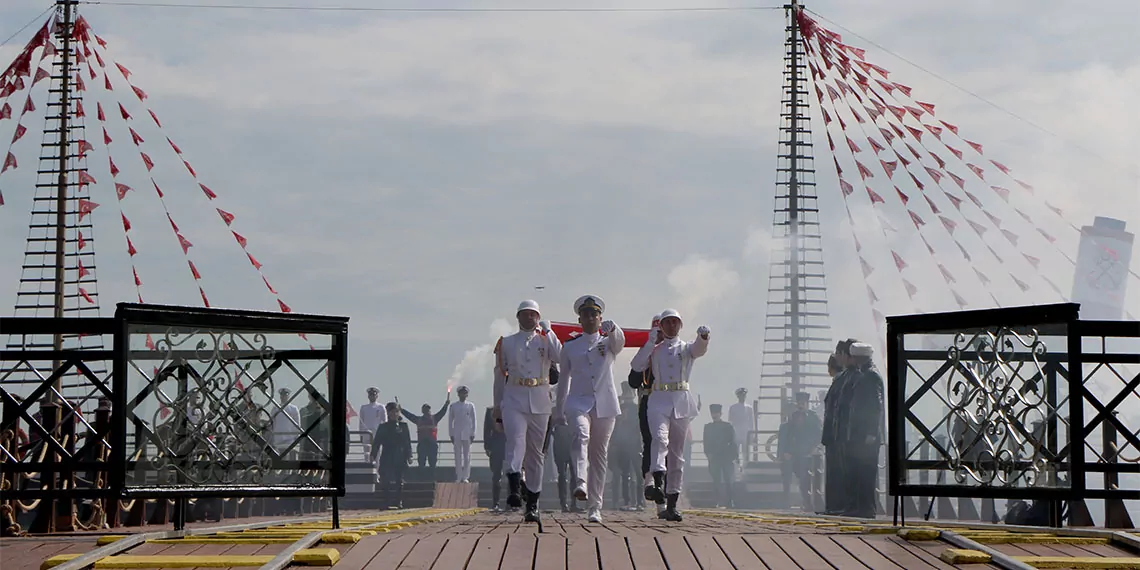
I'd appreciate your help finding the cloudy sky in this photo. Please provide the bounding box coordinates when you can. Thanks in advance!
[1,0,1138,435]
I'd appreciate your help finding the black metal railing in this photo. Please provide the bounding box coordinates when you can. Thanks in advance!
[886,302,1139,528]
[0,302,349,532]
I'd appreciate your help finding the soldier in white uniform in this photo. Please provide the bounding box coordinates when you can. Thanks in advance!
[728,388,754,464]
[630,308,709,522]
[554,295,625,523]
[493,300,563,525]
[449,385,477,483]
[271,387,301,460]
[359,387,387,474]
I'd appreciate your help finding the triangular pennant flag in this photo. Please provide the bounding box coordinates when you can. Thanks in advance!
[991,186,1010,202]
[278,299,292,313]
[121,213,131,231]
[129,127,144,145]
[952,289,968,308]
[944,192,963,210]
[939,264,956,283]
[216,208,234,225]
[946,145,963,160]
[200,287,211,308]
[903,279,918,298]
[126,236,136,256]
[923,194,941,214]
[880,160,898,178]
[132,85,147,101]
[78,171,96,186]
[964,191,984,209]
[966,163,985,180]
[965,140,984,154]
[232,231,248,248]
[247,252,262,269]
[859,257,874,278]
[1012,275,1031,292]
[916,101,936,115]
[891,250,908,271]
[967,219,988,235]
[263,276,278,295]
[199,183,217,199]
[140,152,154,171]
[895,186,909,204]
[134,268,142,287]
[983,211,1002,228]
[990,160,1011,175]
[866,187,885,204]
[1023,253,1040,269]
[188,260,202,280]
[77,198,99,219]
[177,233,193,254]
[79,287,95,304]
[115,182,131,200]
[973,268,991,285]
[846,137,862,153]
[955,240,972,262]
[1001,229,1019,245]
[908,209,925,228]
[167,137,182,154]
[939,216,957,234]
[119,103,131,120]
[948,172,967,189]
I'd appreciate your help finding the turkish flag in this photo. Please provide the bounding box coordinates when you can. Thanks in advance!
[548,322,650,348]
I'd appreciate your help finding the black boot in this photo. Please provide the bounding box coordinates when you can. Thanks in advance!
[663,493,683,522]
[523,486,544,532]
[507,472,522,509]
[645,471,665,504]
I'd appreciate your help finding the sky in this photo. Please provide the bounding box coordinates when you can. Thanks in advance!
[1,0,1138,487]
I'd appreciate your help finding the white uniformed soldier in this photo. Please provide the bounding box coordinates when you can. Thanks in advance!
[492,300,563,524]
[449,386,477,483]
[359,387,387,473]
[554,294,625,523]
[630,308,709,522]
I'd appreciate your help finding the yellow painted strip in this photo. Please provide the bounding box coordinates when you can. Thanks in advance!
[319,533,361,544]
[939,549,992,564]
[1014,556,1140,569]
[838,526,866,532]
[898,528,942,541]
[42,554,276,569]
[293,548,341,566]
[95,535,129,546]
[145,538,300,544]
[971,535,1110,545]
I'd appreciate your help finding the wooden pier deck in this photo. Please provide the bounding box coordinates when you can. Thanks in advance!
[3,508,1138,569]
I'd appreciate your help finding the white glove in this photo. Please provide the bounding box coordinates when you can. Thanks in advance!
[539,320,552,333]
[649,326,660,344]
[697,325,711,339]
[601,320,615,335]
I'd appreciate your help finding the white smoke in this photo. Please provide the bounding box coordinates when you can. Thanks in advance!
[443,318,515,393]
[665,254,740,322]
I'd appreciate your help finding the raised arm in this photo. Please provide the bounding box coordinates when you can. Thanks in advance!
[400,409,422,424]
[542,322,562,365]
[432,402,449,423]
[604,322,626,355]
[630,336,655,373]
[686,327,710,359]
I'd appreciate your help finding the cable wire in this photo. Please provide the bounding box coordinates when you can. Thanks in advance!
[80,2,783,13]
[1,6,54,50]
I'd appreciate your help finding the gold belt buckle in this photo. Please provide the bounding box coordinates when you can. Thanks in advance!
[517,377,543,387]
[660,382,689,392]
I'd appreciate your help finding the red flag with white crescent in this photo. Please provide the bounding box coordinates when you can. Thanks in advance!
[549,322,649,348]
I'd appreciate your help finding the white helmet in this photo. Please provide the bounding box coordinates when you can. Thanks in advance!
[517,299,541,316]
[659,308,682,323]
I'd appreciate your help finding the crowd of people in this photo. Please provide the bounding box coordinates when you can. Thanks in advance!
[354,299,885,523]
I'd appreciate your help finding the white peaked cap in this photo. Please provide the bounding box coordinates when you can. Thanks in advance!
[659,308,683,322]
[850,342,874,357]
[574,295,605,314]
[517,299,541,315]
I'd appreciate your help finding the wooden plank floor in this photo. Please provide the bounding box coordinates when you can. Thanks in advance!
[332,511,1003,569]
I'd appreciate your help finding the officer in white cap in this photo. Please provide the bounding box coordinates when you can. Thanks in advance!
[359,387,387,475]
[728,387,754,464]
[630,308,710,522]
[554,294,625,523]
[493,299,563,525]
[449,385,477,483]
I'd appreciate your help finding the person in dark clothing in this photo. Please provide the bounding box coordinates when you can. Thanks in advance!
[300,388,328,461]
[820,340,856,514]
[778,392,822,510]
[483,406,507,511]
[703,404,737,508]
[839,342,883,518]
[610,388,641,510]
[551,421,578,512]
[400,397,450,468]
[370,402,412,509]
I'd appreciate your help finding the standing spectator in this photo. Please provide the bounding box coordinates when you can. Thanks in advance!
[609,387,641,510]
[821,340,856,514]
[371,402,412,509]
[840,343,883,518]
[359,387,387,466]
[728,388,754,464]
[449,386,477,483]
[401,395,450,469]
[703,404,737,508]
[778,392,822,510]
[483,406,507,511]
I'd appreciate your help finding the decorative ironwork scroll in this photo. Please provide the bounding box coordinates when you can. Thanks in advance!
[886,303,1082,503]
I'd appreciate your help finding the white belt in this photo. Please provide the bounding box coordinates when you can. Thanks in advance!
[512,377,549,387]
[654,381,689,392]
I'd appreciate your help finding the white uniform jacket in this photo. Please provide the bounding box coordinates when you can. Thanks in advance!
[358,402,387,437]
[493,329,563,415]
[630,334,709,420]
[555,327,626,419]
[449,400,478,441]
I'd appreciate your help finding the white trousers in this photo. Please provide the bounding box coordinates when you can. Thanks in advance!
[650,409,691,495]
[569,408,616,511]
[503,407,549,493]
[453,438,472,481]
